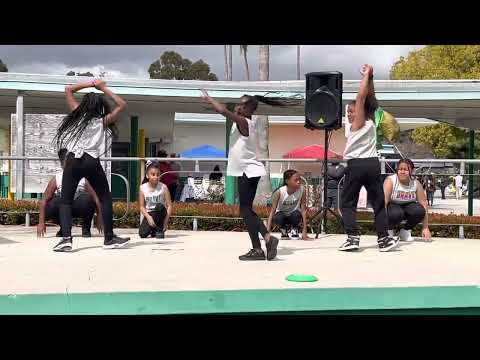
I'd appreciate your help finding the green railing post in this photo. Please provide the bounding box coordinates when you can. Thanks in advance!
[130,116,139,202]
[468,130,475,216]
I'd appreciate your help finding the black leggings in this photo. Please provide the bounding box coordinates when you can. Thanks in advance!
[139,203,167,238]
[387,202,425,230]
[341,158,388,239]
[238,173,268,249]
[46,194,95,230]
[60,152,113,240]
[273,210,302,229]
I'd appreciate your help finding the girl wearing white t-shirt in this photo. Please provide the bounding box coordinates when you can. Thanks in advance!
[139,160,173,239]
[201,89,300,261]
[267,170,310,240]
[384,159,431,242]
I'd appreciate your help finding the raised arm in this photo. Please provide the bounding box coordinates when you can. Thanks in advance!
[93,80,127,126]
[351,64,374,132]
[65,80,96,112]
[200,89,249,136]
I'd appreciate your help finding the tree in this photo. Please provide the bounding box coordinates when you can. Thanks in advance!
[390,45,480,158]
[66,70,76,76]
[0,59,8,72]
[296,45,301,80]
[390,45,480,79]
[148,51,217,80]
[255,45,272,205]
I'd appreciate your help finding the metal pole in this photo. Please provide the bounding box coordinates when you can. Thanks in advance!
[15,92,24,200]
[468,130,475,216]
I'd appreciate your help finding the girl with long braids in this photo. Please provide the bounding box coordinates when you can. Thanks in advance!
[52,79,129,252]
[200,89,301,261]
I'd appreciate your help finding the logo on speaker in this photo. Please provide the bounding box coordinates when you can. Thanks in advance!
[317,117,325,124]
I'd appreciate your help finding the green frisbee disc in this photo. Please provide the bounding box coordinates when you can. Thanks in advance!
[286,274,318,282]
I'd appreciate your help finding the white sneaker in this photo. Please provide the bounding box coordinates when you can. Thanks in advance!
[399,228,414,242]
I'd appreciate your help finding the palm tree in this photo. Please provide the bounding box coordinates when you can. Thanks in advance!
[224,45,229,80]
[255,45,272,205]
[240,45,250,80]
[228,45,233,80]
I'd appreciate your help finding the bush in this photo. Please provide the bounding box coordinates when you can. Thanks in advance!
[1,199,480,238]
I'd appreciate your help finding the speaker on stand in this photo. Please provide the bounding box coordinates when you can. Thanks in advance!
[304,71,343,238]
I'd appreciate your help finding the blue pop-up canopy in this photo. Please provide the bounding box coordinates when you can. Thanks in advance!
[180,144,226,158]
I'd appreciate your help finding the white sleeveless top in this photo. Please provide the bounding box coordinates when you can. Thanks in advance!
[55,170,86,197]
[276,185,304,215]
[389,174,418,204]
[65,117,106,159]
[227,117,266,178]
[343,120,378,160]
[140,182,166,212]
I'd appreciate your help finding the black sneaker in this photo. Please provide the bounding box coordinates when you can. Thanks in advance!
[53,237,73,252]
[339,235,360,251]
[155,231,165,239]
[378,236,400,252]
[55,229,63,237]
[265,235,279,261]
[280,228,290,240]
[290,228,300,239]
[82,228,92,238]
[239,249,266,261]
[150,228,157,238]
[103,235,131,250]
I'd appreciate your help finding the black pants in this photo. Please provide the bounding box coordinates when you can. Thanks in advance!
[46,194,95,230]
[60,152,113,240]
[341,158,388,238]
[426,191,434,206]
[273,210,302,229]
[387,202,425,230]
[139,203,167,238]
[440,187,446,199]
[238,173,268,249]
[167,184,177,203]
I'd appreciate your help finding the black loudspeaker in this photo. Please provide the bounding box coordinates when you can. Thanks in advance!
[304,72,343,130]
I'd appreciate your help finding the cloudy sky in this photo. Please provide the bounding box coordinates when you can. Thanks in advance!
[0,45,424,80]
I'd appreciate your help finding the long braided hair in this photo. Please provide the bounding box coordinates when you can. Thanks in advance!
[241,93,303,112]
[53,92,118,154]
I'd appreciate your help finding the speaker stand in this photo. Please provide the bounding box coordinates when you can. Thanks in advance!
[307,128,344,238]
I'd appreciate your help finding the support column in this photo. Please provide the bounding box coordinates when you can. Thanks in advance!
[15,92,24,200]
[224,103,236,205]
[468,130,475,216]
[129,116,138,201]
[145,137,150,157]
[139,129,145,185]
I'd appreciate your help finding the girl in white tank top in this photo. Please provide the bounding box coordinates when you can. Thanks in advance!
[200,89,301,261]
[267,170,310,240]
[139,160,173,239]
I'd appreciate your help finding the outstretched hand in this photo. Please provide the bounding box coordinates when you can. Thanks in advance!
[360,64,373,77]
[200,89,226,114]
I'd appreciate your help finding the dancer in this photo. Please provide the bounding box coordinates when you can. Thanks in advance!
[139,160,173,239]
[384,159,432,242]
[52,79,130,252]
[340,64,398,252]
[267,169,310,240]
[37,148,103,238]
[200,89,300,260]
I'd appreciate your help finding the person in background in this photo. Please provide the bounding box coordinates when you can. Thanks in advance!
[384,159,431,242]
[426,175,435,207]
[455,173,463,200]
[267,169,310,240]
[438,176,447,200]
[156,150,179,203]
[326,161,345,210]
[37,148,103,238]
[209,165,222,182]
[169,153,182,201]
